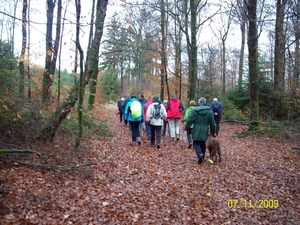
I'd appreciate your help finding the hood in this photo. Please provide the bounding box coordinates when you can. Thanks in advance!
[194,105,211,116]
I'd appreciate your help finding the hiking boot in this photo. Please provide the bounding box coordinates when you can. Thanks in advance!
[157,144,161,150]
[138,140,141,145]
[198,158,203,164]
[188,143,192,149]
[129,142,136,146]
[198,154,204,164]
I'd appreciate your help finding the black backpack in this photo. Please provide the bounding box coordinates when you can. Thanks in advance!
[153,103,162,119]
[212,103,219,113]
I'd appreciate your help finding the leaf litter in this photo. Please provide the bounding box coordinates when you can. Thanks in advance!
[0,103,299,224]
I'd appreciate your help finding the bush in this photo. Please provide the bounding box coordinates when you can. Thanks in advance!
[59,111,112,139]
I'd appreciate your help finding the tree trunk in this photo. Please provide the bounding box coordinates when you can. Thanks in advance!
[19,0,27,97]
[160,0,167,101]
[41,0,55,105]
[238,0,247,91]
[27,0,31,98]
[73,0,81,85]
[247,0,259,131]
[187,0,197,101]
[88,0,108,109]
[274,0,287,120]
[75,44,84,151]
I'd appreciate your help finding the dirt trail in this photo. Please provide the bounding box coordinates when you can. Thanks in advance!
[0,103,299,224]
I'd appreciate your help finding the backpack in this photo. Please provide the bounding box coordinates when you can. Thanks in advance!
[130,101,142,119]
[212,103,219,113]
[117,100,123,108]
[153,103,162,119]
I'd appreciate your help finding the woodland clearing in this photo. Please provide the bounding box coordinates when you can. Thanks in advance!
[0,102,299,225]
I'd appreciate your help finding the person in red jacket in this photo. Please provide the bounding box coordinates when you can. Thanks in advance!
[166,94,185,140]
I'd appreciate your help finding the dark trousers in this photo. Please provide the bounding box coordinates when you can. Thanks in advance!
[119,112,123,122]
[150,125,162,146]
[145,121,151,138]
[214,115,221,135]
[193,140,206,160]
[186,128,192,144]
[129,121,141,143]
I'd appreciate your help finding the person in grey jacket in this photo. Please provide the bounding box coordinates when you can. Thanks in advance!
[146,96,167,150]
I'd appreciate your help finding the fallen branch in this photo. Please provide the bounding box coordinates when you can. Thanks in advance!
[0,148,56,171]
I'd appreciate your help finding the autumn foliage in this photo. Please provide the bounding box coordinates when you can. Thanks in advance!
[0,103,299,224]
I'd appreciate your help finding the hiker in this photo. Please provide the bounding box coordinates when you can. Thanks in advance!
[143,97,153,139]
[166,94,185,140]
[122,96,131,125]
[139,94,147,108]
[117,97,125,123]
[210,98,223,136]
[185,97,216,164]
[146,96,167,150]
[162,100,169,136]
[182,100,196,148]
[124,95,144,145]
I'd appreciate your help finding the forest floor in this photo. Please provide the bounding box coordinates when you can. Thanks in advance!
[0,102,300,225]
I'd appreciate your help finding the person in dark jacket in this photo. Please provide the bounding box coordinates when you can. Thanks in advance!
[166,94,185,140]
[185,97,216,164]
[122,95,130,125]
[210,98,223,136]
[117,97,125,122]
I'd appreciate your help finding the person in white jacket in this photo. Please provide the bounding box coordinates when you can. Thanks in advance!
[146,96,167,150]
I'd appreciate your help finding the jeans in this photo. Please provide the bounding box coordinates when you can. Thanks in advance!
[162,121,169,136]
[186,128,192,144]
[129,121,141,143]
[150,125,162,146]
[214,115,221,135]
[193,140,206,160]
[145,121,151,138]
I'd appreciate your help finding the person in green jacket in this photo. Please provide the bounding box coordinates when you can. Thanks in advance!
[182,100,196,149]
[185,97,216,164]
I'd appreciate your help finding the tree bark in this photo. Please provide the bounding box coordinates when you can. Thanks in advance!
[88,0,108,109]
[160,0,167,101]
[41,0,55,105]
[19,0,27,97]
[274,0,287,120]
[238,0,247,91]
[247,0,260,131]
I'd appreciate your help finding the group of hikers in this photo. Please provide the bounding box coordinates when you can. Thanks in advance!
[117,94,223,164]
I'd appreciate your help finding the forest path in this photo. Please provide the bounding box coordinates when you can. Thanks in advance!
[0,102,299,224]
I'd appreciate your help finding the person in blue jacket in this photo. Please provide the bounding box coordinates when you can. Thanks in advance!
[124,95,144,145]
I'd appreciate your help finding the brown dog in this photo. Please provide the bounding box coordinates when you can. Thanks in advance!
[206,134,221,163]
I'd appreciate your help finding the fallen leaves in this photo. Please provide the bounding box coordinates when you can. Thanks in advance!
[0,104,300,224]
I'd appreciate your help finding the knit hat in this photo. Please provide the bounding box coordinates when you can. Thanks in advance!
[171,94,176,99]
[131,94,136,98]
[213,98,218,101]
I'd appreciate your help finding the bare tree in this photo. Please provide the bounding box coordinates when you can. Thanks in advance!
[19,0,27,96]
